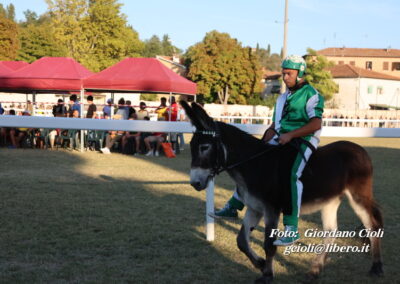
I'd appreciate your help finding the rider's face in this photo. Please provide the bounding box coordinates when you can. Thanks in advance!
[282,69,298,89]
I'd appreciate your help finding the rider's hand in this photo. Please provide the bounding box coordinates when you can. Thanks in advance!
[278,133,293,145]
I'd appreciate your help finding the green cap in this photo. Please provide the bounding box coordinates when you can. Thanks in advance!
[281,55,307,78]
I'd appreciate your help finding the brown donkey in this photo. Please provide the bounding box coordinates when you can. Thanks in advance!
[182,101,383,283]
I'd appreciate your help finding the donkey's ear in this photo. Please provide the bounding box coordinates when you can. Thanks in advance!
[180,100,204,130]
[190,102,215,130]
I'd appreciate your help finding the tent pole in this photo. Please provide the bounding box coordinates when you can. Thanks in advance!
[32,91,36,116]
[80,88,85,152]
[168,92,172,143]
[111,92,114,119]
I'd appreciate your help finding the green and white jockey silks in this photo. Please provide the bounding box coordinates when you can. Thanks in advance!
[272,83,324,226]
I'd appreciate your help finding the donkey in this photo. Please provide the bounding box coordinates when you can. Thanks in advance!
[181,101,383,283]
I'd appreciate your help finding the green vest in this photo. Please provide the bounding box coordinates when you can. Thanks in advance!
[273,84,324,139]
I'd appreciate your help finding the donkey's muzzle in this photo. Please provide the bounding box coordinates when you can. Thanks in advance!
[190,181,205,191]
[190,168,210,191]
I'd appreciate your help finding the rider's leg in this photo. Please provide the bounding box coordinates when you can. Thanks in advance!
[211,189,245,218]
[274,142,313,246]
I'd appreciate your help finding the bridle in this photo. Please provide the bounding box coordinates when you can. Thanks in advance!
[195,127,316,178]
[195,127,278,178]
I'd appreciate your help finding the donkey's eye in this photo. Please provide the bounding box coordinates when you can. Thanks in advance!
[200,145,210,152]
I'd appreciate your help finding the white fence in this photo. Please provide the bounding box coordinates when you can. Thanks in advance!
[1,115,400,241]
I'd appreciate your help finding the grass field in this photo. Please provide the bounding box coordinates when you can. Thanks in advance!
[0,137,399,283]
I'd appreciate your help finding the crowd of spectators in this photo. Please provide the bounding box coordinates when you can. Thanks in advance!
[1,96,398,152]
[0,95,186,156]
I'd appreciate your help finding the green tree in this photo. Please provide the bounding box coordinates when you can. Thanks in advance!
[143,35,163,57]
[124,25,145,58]
[17,12,67,62]
[264,53,281,71]
[185,30,263,104]
[304,48,338,101]
[254,43,281,71]
[6,3,15,21]
[21,10,39,25]
[161,34,174,56]
[45,0,89,61]
[81,0,144,71]
[45,0,144,71]
[0,4,19,60]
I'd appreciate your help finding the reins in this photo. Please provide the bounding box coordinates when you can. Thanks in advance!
[196,127,316,177]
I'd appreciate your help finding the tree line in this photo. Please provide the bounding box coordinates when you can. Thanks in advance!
[0,1,337,105]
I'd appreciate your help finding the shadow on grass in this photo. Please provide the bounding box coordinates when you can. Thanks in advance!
[0,141,398,283]
[0,149,262,283]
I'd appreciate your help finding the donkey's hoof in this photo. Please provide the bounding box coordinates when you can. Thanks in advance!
[308,262,323,278]
[254,275,273,284]
[369,261,384,277]
[304,271,320,283]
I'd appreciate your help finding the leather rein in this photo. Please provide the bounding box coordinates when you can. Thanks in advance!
[195,127,316,178]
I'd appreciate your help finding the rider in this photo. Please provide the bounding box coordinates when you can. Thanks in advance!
[211,55,324,246]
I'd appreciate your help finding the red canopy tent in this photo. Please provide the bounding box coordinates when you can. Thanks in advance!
[0,57,93,92]
[0,63,13,77]
[83,58,196,95]
[0,61,29,71]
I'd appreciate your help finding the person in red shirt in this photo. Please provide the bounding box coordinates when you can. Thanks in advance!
[166,96,178,121]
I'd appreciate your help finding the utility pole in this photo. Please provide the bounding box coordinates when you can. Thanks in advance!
[281,0,289,94]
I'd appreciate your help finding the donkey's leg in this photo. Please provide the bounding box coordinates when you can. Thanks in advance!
[255,210,279,284]
[237,207,265,270]
[309,197,341,278]
[345,191,384,276]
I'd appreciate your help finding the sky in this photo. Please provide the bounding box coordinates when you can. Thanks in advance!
[2,0,400,56]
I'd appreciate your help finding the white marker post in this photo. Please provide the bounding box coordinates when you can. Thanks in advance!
[206,178,215,241]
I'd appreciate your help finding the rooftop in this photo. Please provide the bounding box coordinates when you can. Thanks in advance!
[317,47,400,58]
[328,64,400,81]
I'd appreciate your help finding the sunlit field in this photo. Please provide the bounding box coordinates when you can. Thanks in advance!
[0,137,399,283]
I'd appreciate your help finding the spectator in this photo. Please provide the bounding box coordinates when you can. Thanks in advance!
[67,94,80,117]
[116,97,129,120]
[379,116,384,128]
[166,96,178,121]
[15,111,32,148]
[26,100,34,114]
[137,102,149,120]
[52,99,67,117]
[100,114,124,154]
[86,95,97,119]
[177,102,186,150]
[155,97,168,121]
[144,132,166,157]
[72,109,80,118]
[126,100,137,119]
[0,102,4,115]
[1,109,18,148]
[121,115,142,155]
[103,98,113,119]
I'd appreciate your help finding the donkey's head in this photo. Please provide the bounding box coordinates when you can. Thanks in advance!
[181,101,224,191]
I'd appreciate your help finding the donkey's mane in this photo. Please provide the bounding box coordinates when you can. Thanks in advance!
[216,121,269,155]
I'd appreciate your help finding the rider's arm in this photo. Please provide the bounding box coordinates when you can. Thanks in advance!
[261,122,276,143]
[278,118,322,145]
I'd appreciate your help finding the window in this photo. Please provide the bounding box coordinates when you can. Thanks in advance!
[367,85,373,94]
[338,61,344,65]
[366,61,372,70]
[377,86,384,95]
[383,62,389,70]
[392,62,400,71]
[349,61,355,66]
